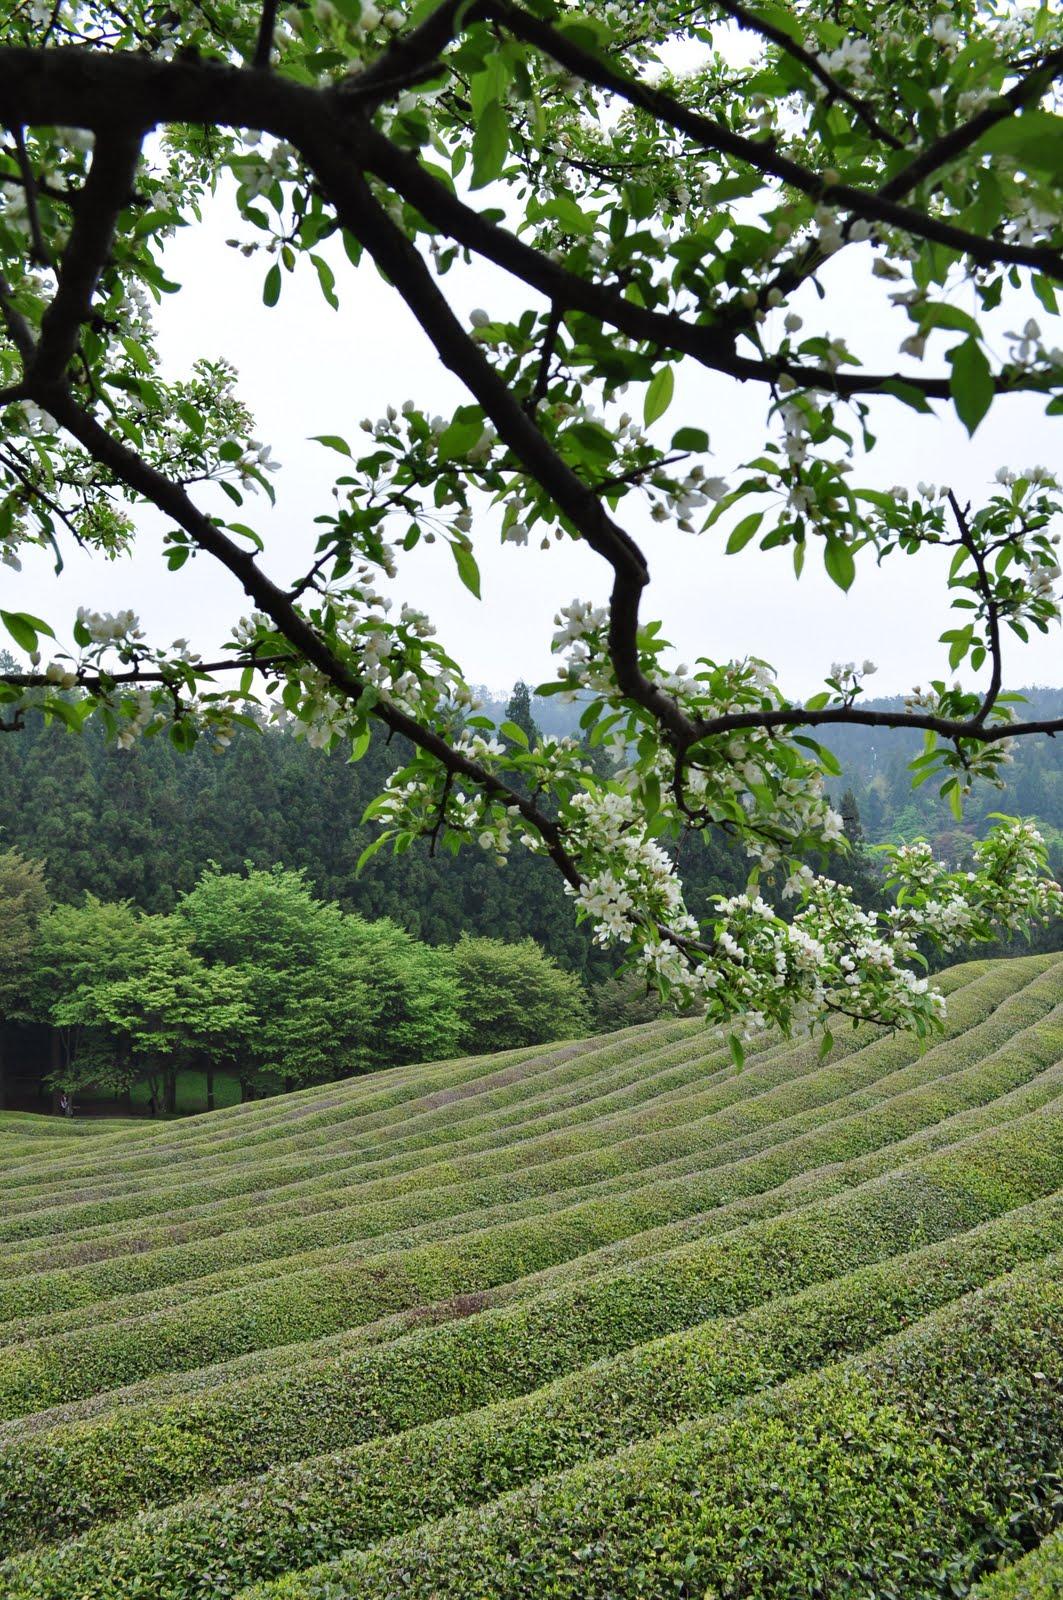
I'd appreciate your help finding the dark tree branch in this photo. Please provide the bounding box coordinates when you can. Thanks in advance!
[0,48,1059,400]
[31,124,142,387]
[10,126,49,265]
[685,702,1062,746]
[946,489,1003,730]
[251,0,279,70]
[26,383,586,892]
[879,45,1063,203]
[299,122,701,752]
[360,126,1056,403]
[0,656,289,690]
[527,299,563,413]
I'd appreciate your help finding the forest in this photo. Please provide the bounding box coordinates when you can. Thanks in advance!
[0,682,1059,1113]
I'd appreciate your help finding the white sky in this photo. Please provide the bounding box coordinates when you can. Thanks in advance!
[8,169,1063,701]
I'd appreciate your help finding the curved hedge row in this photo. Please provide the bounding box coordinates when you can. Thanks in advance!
[6,1006,1060,1355]
[7,1040,1062,1459]
[4,1217,1062,1597]
[240,1261,1063,1600]
[1,1110,1060,1552]
[10,979,1063,1344]
[0,957,1003,1226]
[0,954,1058,1600]
[968,1529,1063,1598]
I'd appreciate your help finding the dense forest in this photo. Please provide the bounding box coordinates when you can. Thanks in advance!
[0,682,1059,979]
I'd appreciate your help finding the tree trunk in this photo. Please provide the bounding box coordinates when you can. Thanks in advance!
[49,1030,62,1114]
[0,1033,7,1112]
[284,1075,294,1095]
[205,1064,215,1113]
[164,1068,177,1115]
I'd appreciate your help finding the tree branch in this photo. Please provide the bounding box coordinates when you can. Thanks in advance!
[10,126,49,265]
[487,1,1063,279]
[28,383,586,891]
[946,489,1003,730]
[251,0,279,71]
[32,124,142,388]
[300,123,704,752]
[361,125,1054,403]
[879,45,1063,203]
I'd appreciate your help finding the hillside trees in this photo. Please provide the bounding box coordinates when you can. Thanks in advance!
[451,934,589,1055]
[0,2,1062,1040]
[179,865,470,1092]
[50,912,252,1110]
[29,896,142,1098]
[0,849,48,1107]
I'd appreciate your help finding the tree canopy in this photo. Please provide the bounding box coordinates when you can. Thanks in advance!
[0,0,1061,1044]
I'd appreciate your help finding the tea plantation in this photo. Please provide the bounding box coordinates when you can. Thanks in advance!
[0,951,1061,1599]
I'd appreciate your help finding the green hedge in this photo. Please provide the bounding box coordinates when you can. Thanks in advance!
[6,1040,1062,1461]
[968,1529,1063,1598]
[0,1021,719,1239]
[240,1260,1063,1600]
[4,1218,1063,1597]
[1,1110,1061,1553]
[7,1005,1061,1355]
[0,956,1003,1234]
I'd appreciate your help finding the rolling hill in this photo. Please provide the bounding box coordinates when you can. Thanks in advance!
[0,951,1061,1599]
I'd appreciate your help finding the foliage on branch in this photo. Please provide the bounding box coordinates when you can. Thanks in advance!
[0,0,1060,1040]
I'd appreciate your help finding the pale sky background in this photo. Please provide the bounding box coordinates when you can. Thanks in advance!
[8,159,1063,702]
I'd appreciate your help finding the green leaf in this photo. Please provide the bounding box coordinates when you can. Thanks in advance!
[728,1033,745,1070]
[643,365,675,425]
[470,100,509,190]
[355,832,390,874]
[725,512,763,554]
[948,338,994,435]
[311,253,339,310]
[1,611,53,653]
[262,263,281,307]
[120,335,153,374]
[670,427,709,451]
[823,536,856,592]
[450,540,481,598]
[500,720,529,747]
[177,400,204,436]
[975,110,1063,178]
[539,195,596,236]
[312,434,352,456]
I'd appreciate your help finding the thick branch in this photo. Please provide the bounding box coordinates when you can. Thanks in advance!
[686,703,1062,746]
[31,385,585,890]
[32,125,143,387]
[300,123,702,749]
[361,128,1053,403]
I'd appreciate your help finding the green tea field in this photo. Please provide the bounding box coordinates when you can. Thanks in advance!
[0,952,1062,1599]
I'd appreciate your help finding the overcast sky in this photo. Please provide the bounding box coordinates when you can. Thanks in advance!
[10,173,1063,701]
